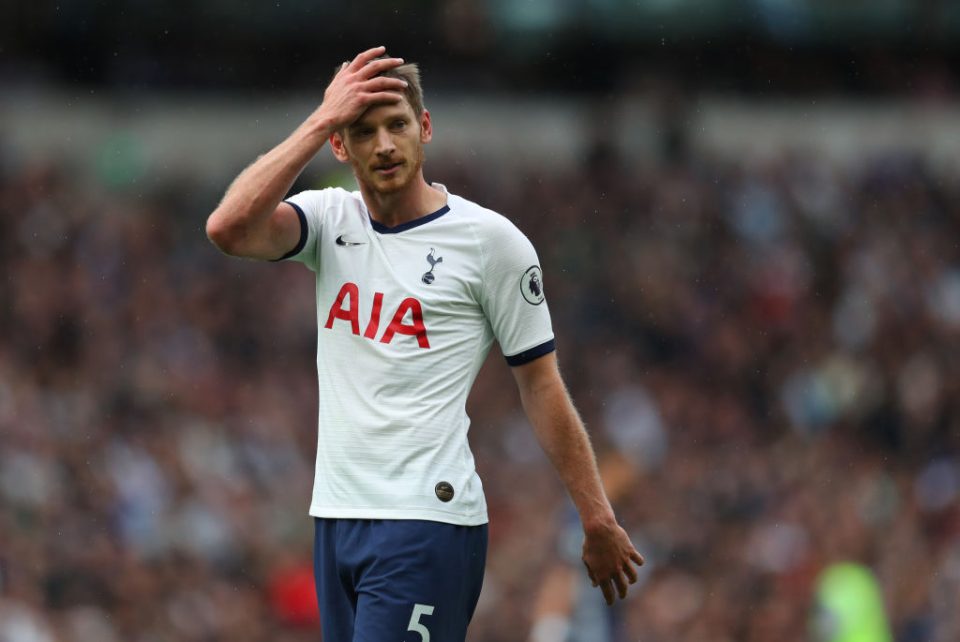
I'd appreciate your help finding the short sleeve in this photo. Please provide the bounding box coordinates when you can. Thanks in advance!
[480,218,556,366]
[277,189,329,271]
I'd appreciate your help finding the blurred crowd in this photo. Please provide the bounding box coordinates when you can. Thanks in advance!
[1,138,959,642]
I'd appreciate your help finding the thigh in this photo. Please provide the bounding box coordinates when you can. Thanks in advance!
[352,520,488,642]
[314,518,357,641]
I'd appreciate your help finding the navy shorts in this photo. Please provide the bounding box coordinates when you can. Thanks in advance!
[313,518,488,642]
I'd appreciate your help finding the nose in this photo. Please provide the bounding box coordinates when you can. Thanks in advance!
[374,127,395,156]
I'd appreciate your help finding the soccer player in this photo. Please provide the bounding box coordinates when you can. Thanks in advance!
[206,46,644,641]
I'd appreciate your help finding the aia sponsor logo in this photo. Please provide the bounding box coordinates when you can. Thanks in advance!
[324,282,430,348]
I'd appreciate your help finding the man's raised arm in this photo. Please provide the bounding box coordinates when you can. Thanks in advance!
[205,46,407,259]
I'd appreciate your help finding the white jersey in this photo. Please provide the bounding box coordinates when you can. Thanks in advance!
[283,184,554,525]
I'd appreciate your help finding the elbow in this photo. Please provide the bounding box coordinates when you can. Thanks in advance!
[206,210,242,255]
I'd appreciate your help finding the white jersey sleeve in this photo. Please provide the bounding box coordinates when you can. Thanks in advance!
[278,188,336,271]
[478,217,555,365]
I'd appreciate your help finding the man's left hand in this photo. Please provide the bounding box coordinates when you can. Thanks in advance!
[581,521,644,605]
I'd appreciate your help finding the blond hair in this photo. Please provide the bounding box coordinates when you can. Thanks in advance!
[382,62,424,117]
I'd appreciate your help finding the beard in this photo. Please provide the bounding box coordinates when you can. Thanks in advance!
[356,145,425,195]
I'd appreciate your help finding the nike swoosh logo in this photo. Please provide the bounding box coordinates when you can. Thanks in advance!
[336,235,366,246]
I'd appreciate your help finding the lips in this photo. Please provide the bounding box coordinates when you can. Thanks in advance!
[374,161,403,175]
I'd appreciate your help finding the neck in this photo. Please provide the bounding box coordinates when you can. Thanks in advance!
[360,173,447,229]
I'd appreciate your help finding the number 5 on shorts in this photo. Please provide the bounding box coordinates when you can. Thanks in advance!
[406,603,435,641]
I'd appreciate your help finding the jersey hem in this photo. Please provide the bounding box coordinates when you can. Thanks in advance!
[309,505,489,526]
[504,336,556,366]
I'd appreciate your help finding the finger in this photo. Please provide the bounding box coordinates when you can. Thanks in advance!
[599,580,615,606]
[348,46,387,71]
[613,571,628,600]
[623,559,639,584]
[360,76,409,93]
[583,560,597,586]
[630,549,645,566]
[359,56,406,78]
[360,92,405,107]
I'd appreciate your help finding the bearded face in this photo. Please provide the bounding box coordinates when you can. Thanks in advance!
[337,99,431,195]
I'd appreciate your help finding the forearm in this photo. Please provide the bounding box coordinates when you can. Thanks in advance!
[210,115,333,234]
[519,377,616,531]
[513,355,644,604]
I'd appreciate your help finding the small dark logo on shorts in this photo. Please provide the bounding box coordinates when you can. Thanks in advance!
[422,248,443,285]
[435,481,455,502]
[521,266,545,305]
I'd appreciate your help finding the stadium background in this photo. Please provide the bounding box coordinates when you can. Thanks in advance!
[2,1,960,640]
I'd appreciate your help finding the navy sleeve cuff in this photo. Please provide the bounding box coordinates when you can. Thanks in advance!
[271,200,308,262]
[505,339,556,367]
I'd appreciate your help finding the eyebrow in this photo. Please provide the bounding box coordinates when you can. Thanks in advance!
[348,109,409,132]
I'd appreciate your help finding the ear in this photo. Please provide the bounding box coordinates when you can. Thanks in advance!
[419,110,433,145]
[329,131,350,163]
